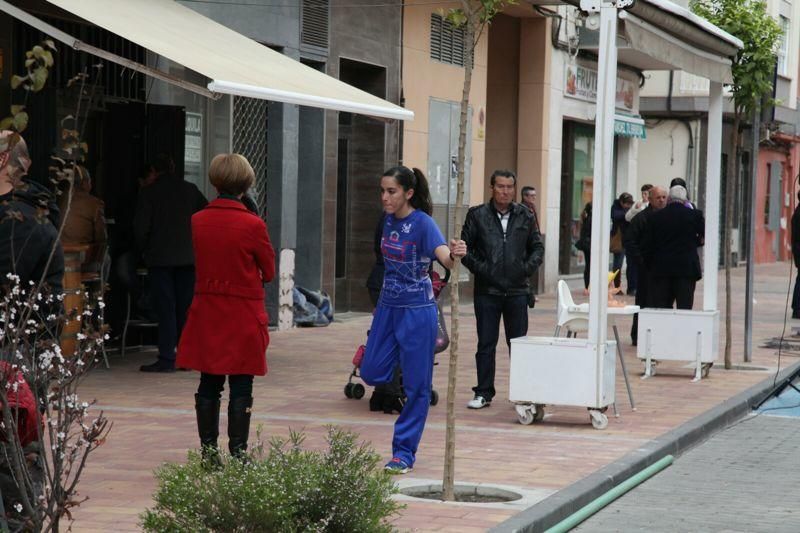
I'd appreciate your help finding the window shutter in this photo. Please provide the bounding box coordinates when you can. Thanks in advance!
[301,0,329,51]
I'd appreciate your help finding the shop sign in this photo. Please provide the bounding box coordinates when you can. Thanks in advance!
[184,112,203,186]
[614,118,646,139]
[564,64,635,111]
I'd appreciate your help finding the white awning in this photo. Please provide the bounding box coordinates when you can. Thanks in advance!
[9,0,413,121]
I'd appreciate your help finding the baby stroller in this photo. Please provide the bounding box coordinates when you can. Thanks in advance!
[344,268,450,413]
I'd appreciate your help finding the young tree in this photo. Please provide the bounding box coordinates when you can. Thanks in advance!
[441,0,515,502]
[691,0,781,369]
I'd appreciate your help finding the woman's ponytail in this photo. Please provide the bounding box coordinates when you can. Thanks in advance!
[410,167,433,216]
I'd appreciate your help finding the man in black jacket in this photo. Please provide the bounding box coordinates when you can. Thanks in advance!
[642,185,705,310]
[461,170,544,409]
[623,186,667,345]
[134,155,207,372]
[791,192,800,319]
[0,131,64,295]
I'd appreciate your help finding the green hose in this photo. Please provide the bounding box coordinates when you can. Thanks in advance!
[545,455,674,533]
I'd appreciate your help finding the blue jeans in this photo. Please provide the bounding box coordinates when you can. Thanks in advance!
[473,293,529,402]
[361,304,437,467]
[149,265,195,364]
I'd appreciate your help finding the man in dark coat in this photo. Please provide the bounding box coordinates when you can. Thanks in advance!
[624,186,667,345]
[134,154,207,372]
[642,185,705,310]
[791,192,800,319]
[0,131,64,295]
[461,170,544,409]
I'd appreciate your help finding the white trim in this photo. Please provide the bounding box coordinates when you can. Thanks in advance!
[639,0,744,50]
[207,80,414,121]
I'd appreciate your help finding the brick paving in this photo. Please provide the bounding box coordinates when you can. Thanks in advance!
[71,263,799,531]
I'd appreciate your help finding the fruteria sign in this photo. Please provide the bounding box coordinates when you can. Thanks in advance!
[565,64,635,112]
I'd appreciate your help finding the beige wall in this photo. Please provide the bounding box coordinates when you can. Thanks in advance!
[401,0,488,207]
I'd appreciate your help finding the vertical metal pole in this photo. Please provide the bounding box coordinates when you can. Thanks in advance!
[587,4,617,348]
[703,82,724,312]
[744,106,759,362]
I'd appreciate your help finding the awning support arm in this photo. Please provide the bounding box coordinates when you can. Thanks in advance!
[0,0,220,100]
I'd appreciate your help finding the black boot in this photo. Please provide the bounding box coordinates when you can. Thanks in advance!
[228,395,253,458]
[195,394,220,467]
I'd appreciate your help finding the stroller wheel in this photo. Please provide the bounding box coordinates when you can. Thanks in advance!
[352,383,365,400]
[430,389,439,406]
[344,383,354,399]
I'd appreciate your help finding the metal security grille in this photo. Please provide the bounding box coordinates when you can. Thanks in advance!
[301,0,330,50]
[430,14,466,67]
[233,96,269,218]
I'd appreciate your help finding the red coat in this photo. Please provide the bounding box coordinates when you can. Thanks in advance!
[177,199,275,376]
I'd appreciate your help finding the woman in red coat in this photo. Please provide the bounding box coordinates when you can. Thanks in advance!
[176,153,275,459]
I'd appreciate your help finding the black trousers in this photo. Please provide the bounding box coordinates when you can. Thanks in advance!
[197,373,254,401]
[650,276,696,310]
[473,293,528,401]
[631,262,649,342]
[149,265,195,363]
[583,249,591,289]
[793,269,800,316]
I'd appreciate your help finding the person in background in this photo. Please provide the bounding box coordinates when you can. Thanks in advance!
[360,166,466,475]
[623,185,652,296]
[791,192,800,319]
[521,185,540,231]
[610,193,634,290]
[624,186,667,345]
[60,165,107,272]
[576,202,592,290]
[670,178,695,208]
[177,153,275,460]
[643,185,704,310]
[461,170,544,410]
[0,130,64,296]
[134,154,208,373]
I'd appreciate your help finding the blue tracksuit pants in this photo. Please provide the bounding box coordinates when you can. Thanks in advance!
[360,303,437,467]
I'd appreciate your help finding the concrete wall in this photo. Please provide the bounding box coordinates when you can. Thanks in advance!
[637,119,702,196]
[401,0,487,207]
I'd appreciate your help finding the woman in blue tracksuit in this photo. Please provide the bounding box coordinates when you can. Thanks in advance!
[360,165,466,475]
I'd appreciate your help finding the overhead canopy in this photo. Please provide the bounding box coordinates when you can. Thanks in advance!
[16,0,413,121]
[564,0,743,83]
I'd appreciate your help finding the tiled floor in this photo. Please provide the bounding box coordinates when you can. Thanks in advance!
[72,263,798,531]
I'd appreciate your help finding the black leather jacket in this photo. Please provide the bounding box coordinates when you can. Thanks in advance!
[461,201,544,296]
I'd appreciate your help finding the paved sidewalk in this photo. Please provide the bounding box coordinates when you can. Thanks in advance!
[72,263,800,531]
[573,413,800,532]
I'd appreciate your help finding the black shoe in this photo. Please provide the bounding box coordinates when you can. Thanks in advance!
[631,338,638,347]
[139,360,175,373]
[228,395,253,458]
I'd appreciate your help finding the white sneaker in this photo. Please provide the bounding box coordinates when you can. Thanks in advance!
[467,396,491,409]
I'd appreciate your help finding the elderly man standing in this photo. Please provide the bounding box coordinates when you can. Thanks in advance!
[624,185,667,345]
[134,154,207,373]
[461,170,544,409]
[643,185,705,310]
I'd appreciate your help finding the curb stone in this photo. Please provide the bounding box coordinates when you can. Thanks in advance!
[489,360,800,533]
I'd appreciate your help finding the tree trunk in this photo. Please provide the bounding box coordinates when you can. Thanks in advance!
[724,114,740,369]
[442,17,475,503]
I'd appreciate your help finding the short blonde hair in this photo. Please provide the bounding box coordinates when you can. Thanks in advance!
[209,153,255,195]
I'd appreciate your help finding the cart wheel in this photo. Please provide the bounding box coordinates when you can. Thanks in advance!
[344,383,354,399]
[590,410,608,430]
[352,383,365,400]
[430,390,439,406]
[517,409,535,425]
[534,404,545,422]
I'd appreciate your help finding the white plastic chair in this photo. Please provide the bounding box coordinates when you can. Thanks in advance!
[554,280,588,338]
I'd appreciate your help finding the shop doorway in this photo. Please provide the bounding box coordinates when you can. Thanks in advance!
[559,121,618,276]
[334,59,387,312]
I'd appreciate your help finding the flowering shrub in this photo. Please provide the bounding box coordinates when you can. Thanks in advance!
[0,273,110,531]
[141,427,403,532]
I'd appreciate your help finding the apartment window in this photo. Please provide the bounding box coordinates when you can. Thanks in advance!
[430,13,467,66]
[777,16,789,76]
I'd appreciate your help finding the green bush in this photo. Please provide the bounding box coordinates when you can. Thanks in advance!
[140,427,403,532]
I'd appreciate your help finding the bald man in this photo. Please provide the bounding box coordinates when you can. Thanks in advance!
[623,186,667,345]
